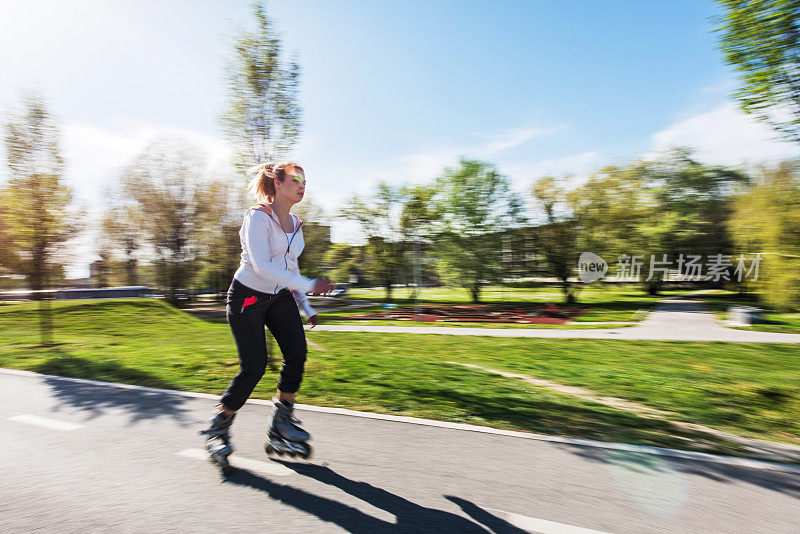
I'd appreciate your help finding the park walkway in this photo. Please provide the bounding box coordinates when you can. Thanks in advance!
[308,298,800,343]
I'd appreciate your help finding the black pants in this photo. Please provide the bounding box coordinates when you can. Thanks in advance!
[220,279,308,411]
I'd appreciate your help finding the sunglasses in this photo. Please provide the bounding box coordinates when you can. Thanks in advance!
[287,173,306,185]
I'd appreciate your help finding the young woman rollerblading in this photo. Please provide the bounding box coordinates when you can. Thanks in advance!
[201,161,332,469]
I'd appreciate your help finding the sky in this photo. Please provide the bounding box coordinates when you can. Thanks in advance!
[1,0,799,277]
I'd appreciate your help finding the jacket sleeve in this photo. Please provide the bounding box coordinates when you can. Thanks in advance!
[292,289,316,319]
[244,210,315,294]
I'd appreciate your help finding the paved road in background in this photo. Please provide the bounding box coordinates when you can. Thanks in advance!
[309,299,800,343]
[2,371,798,533]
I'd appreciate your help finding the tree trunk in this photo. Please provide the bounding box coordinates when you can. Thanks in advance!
[470,284,480,303]
[561,280,575,305]
[32,243,53,346]
[646,280,660,295]
[125,257,137,286]
[384,282,392,302]
[37,296,53,347]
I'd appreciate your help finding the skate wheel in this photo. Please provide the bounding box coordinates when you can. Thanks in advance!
[215,454,231,474]
[220,460,232,475]
[265,444,275,455]
[298,443,312,459]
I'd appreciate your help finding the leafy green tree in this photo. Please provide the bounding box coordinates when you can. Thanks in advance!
[531,176,580,304]
[434,159,525,303]
[715,0,800,143]
[644,148,750,256]
[632,150,748,293]
[221,2,302,170]
[0,203,16,279]
[119,138,206,304]
[399,184,437,300]
[193,177,247,296]
[729,161,800,310]
[339,183,408,301]
[99,195,145,287]
[399,184,437,240]
[1,92,83,345]
[291,195,332,279]
[323,243,365,284]
[572,149,748,294]
[570,164,647,268]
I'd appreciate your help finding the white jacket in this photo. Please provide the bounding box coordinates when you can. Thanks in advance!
[232,205,317,319]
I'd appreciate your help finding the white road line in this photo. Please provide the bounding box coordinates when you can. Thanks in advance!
[488,508,613,534]
[176,448,294,477]
[3,367,800,475]
[9,414,83,431]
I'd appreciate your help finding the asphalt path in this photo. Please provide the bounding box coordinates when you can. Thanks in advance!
[2,370,799,533]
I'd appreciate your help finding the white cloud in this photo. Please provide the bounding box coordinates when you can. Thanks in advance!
[500,151,602,187]
[365,122,568,187]
[646,101,800,168]
[476,125,567,155]
[61,119,232,204]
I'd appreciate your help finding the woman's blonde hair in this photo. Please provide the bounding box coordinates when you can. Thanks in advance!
[247,160,304,204]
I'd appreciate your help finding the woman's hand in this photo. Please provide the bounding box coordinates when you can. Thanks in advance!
[307,314,319,328]
[311,277,334,295]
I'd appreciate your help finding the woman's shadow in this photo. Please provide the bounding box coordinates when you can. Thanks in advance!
[224,460,528,533]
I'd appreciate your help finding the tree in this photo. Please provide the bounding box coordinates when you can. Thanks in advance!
[434,159,525,303]
[99,196,145,287]
[715,0,800,143]
[729,161,800,310]
[120,138,205,304]
[399,184,437,241]
[570,164,647,269]
[193,176,247,296]
[531,176,580,304]
[643,148,749,257]
[399,184,437,300]
[1,92,82,345]
[323,243,365,284]
[339,183,409,301]
[0,203,16,277]
[291,195,332,279]
[571,149,749,295]
[221,1,302,170]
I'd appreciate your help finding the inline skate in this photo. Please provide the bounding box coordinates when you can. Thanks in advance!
[200,411,236,473]
[264,399,312,459]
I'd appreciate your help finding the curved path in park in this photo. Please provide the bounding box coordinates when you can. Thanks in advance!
[308,299,800,343]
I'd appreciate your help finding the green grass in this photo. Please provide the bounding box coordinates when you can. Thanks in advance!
[698,291,800,334]
[306,332,800,445]
[1,298,798,460]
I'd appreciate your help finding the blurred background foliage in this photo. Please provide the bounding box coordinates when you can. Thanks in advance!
[1,0,799,313]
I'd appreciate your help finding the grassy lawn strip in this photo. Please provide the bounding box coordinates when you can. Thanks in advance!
[698,291,800,334]
[307,332,800,447]
[1,299,797,460]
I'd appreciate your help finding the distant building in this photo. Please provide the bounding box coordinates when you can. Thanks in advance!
[496,226,549,279]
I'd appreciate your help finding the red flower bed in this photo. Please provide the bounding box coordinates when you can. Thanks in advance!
[340,303,585,325]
